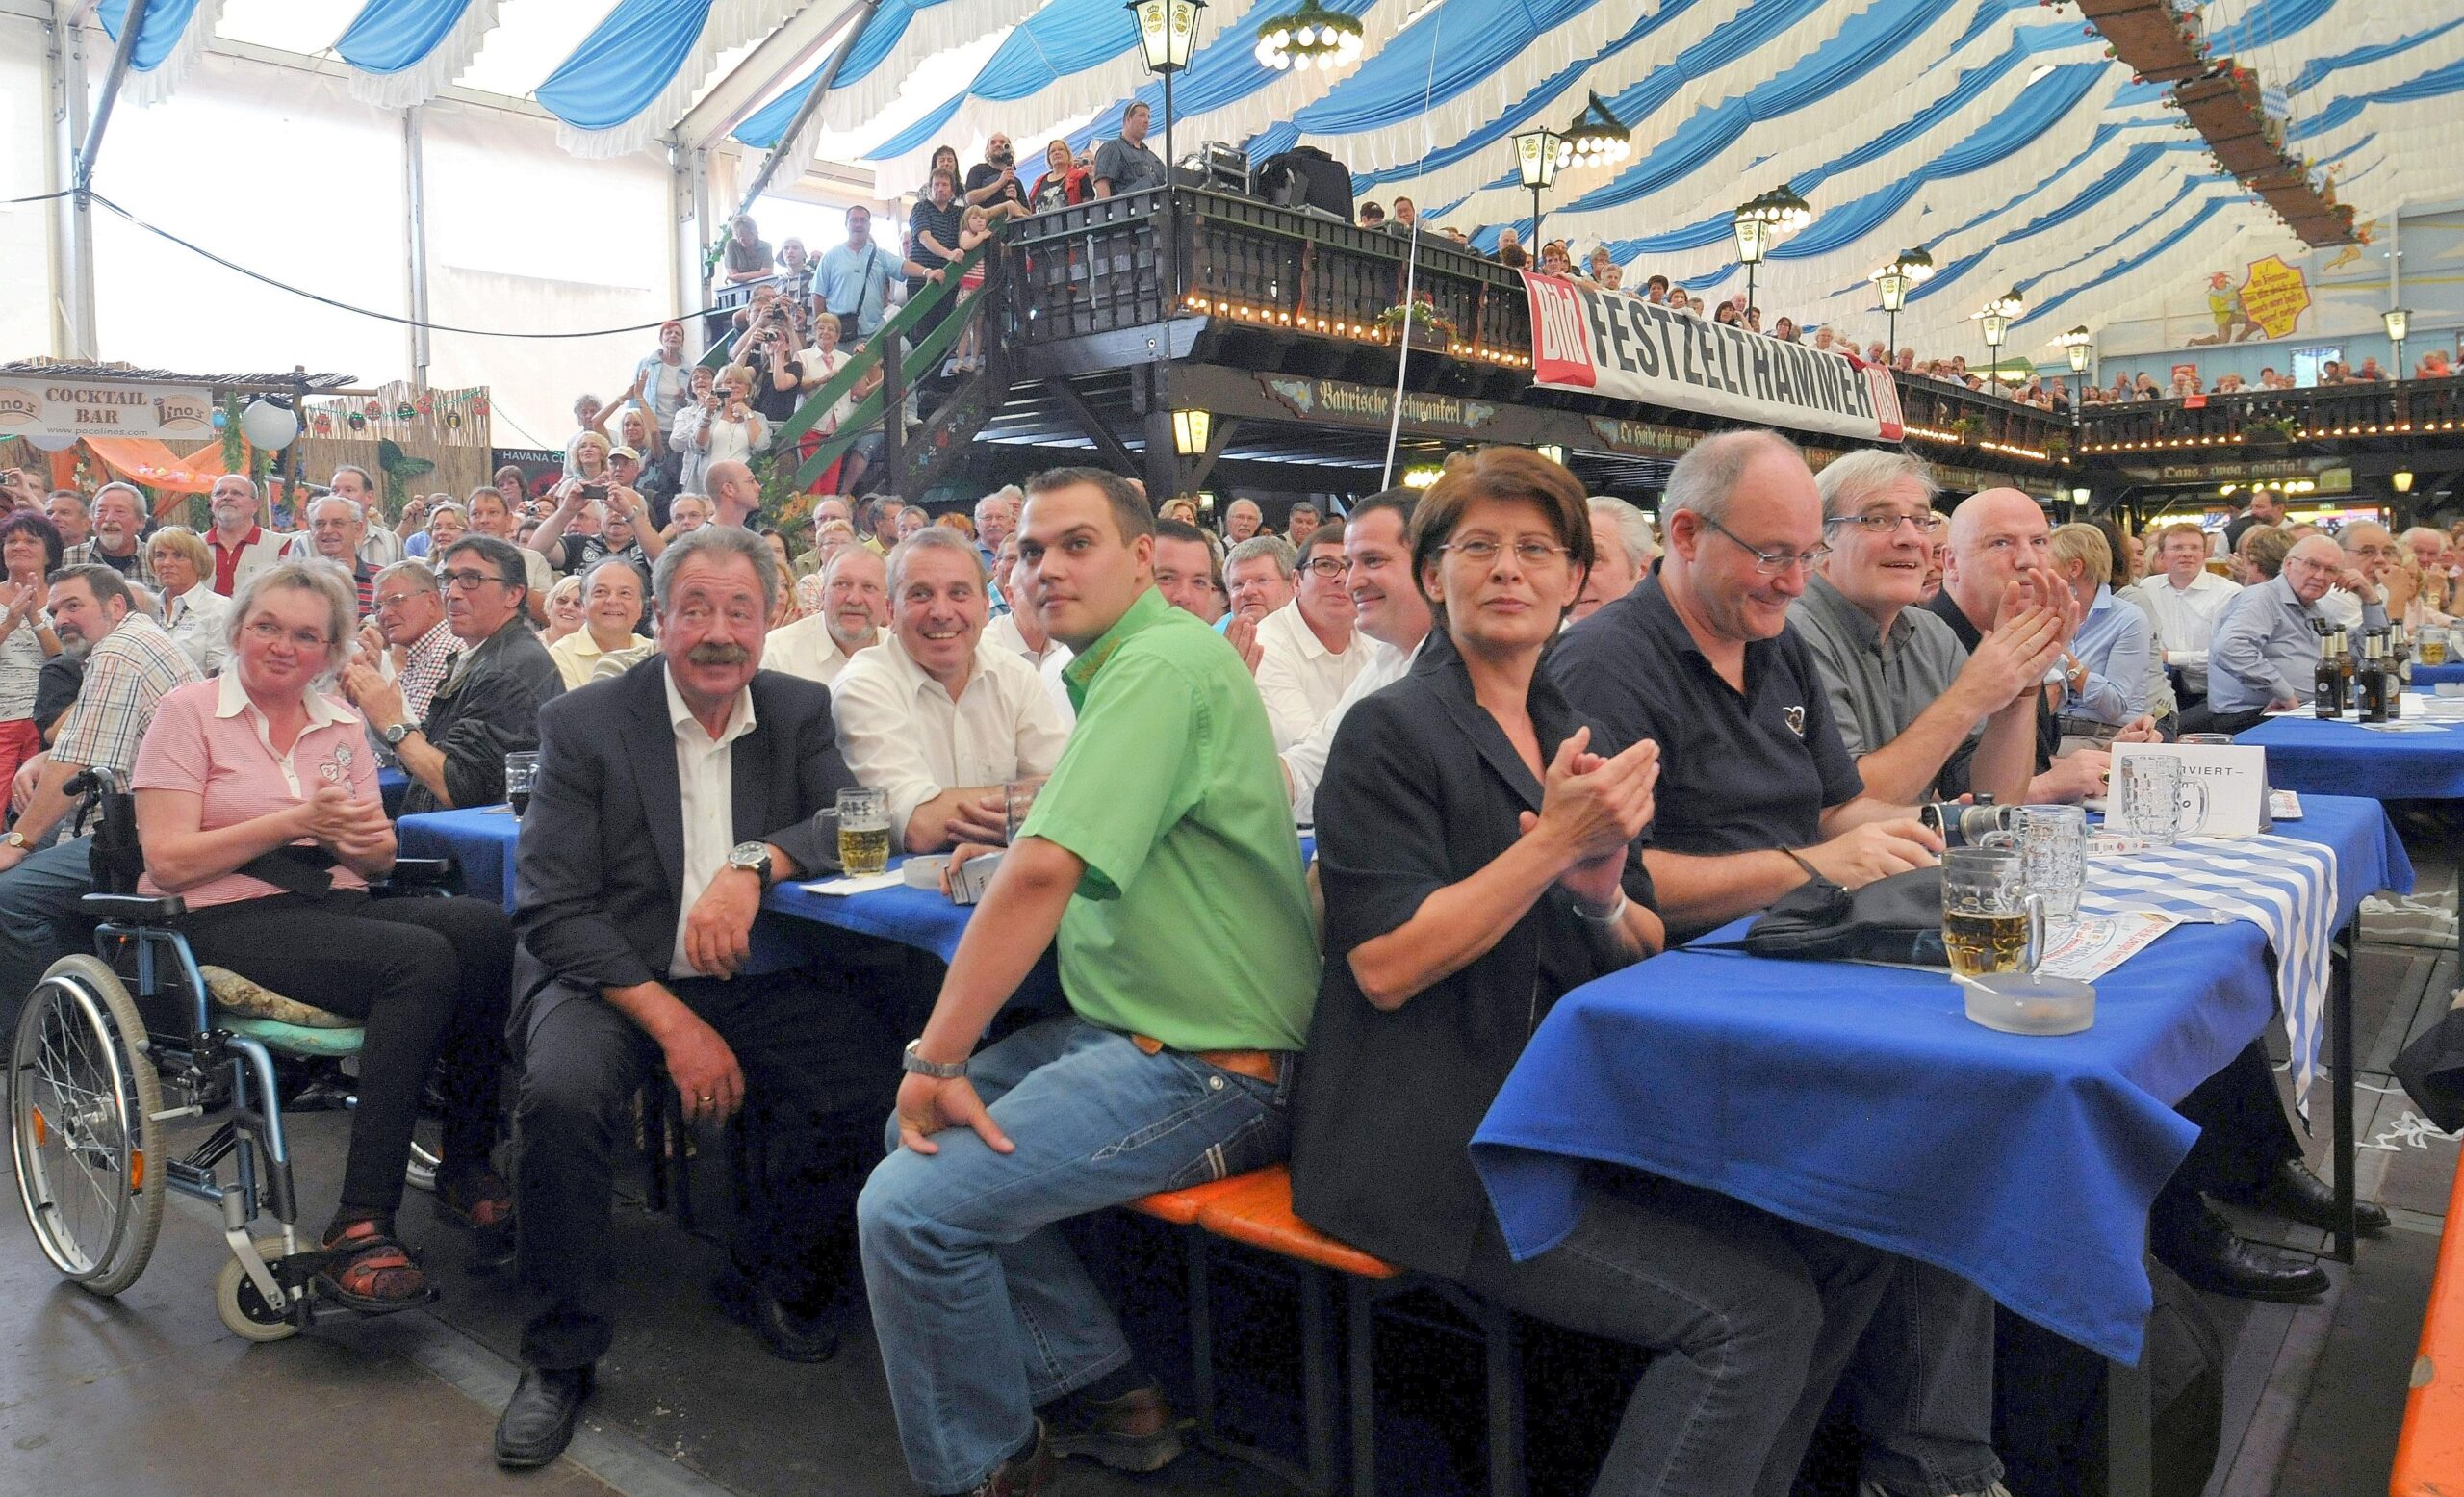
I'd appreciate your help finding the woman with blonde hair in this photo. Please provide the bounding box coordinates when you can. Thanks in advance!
[147,525,231,674]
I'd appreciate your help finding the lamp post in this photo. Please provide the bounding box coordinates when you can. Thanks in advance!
[1513,125,1563,252]
[1867,246,1934,359]
[1732,185,1810,320]
[2385,306,2411,379]
[1976,287,2023,381]
[1131,0,1205,304]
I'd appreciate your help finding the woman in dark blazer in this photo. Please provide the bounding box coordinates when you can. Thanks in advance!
[1291,447,1902,1497]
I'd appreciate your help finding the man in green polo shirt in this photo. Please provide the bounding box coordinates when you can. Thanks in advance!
[858,466,1318,1497]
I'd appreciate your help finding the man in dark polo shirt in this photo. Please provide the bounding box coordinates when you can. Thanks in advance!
[1553,428,1941,942]
[1553,428,2007,1497]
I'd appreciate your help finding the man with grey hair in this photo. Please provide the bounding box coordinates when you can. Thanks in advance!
[2317,519,2401,632]
[1791,450,2057,805]
[1220,534,1297,672]
[327,465,406,567]
[1570,495,1655,624]
[1222,497,1262,545]
[768,545,888,685]
[355,559,464,730]
[1284,501,1322,553]
[64,482,154,585]
[832,529,1069,853]
[300,493,381,617]
[44,488,90,550]
[972,486,1021,567]
[204,473,294,598]
[1553,430,2011,1497]
[346,534,562,814]
[2206,532,2363,731]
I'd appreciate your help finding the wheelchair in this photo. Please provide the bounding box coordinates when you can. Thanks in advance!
[8,768,459,1340]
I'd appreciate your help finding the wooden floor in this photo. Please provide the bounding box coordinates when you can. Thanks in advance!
[2,837,2455,1497]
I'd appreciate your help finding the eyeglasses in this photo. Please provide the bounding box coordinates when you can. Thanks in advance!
[1440,538,1572,568]
[244,618,332,650]
[1300,557,1347,577]
[1705,518,1830,576]
[1824,510,1944,537]
[439,569,513,591]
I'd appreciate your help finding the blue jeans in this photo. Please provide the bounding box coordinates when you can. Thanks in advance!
[0,836,93,1032]
[857,1017,1290,1493]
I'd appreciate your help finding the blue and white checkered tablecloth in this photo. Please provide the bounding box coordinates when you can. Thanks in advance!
[2077,832,2338,1115]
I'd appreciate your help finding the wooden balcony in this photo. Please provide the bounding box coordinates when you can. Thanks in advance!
[2076,377,2464,455]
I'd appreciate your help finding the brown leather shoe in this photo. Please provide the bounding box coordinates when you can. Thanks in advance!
[1047,1378,1186,1472]
[957,1420,1052,1497]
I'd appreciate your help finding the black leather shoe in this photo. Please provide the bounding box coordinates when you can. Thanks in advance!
[495,1365,591,1469]
[2154,1205,2329,1302]
[2232,1158,2392,1236]
[1046,1376,1186,1472]
[714,1266,842,1364]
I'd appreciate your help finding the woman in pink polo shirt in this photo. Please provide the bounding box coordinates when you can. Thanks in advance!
[131,561,517,1311]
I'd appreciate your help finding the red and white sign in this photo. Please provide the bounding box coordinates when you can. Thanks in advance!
[1521,272,1904,444]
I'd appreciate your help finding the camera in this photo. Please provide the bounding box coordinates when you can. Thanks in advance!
[578,483,609,503]
[1919,797,2014,849]
[990,147,1014,168]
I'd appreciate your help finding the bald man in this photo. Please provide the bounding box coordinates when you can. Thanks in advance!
[2205,532,2372,733]
[1925,488,2144,803]
[706,460,762,529]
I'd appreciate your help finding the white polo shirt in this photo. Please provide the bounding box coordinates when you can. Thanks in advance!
[830,632,1071,843]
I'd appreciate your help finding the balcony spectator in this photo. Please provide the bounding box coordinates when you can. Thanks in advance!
[1583,245,1611,281]
[1494,226,1526,268]
[1538,242,1572,275]
[1715,302,1743,328]
[964,135,1031,225]
[2135,373,2163,400]
[44,490,89,551]
[2420,350,2453,379]
[907,169,966,343]
[821,206,917,346]
[2351,356,2387,381]
[721,214,774,288]
[1773,316,1801,343]
[1027,139,1089,215]
[633,321,695,426]
[777,237,814,305]
[1642,273,1669,304]
[1093,100,1167,198]
[1864,342,1887,365]
[1810,326,1836,354]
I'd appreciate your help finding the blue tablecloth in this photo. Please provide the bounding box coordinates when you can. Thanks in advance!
[398,806,521,911]
[2239,710,2464,799]
[1468,795,2410,1365]
[377,766,409,817]
[2411,663,2464,688]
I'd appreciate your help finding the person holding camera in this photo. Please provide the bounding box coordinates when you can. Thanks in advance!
[964,136,1031,226]
[677,367,771,501]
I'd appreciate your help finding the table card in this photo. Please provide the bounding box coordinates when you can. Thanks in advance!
[2110,742,2270,837]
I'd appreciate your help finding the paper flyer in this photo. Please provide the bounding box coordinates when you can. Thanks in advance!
[2036,912,2182,982]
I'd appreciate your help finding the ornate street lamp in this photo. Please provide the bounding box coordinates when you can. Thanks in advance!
[1976,286,2024,374]
[1513,124,1563,251]
[1253,0,1363,73]
[1867,246,1934,357]
[1131,0,1206,303]
[1733,186,1810,318]
[1170,406,1211,455]
[2385,307,2411,378]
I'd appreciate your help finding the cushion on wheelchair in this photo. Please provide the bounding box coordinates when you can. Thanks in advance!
[80,892,186,923]
[215,1013,366,1058]
[201,967,359,1029]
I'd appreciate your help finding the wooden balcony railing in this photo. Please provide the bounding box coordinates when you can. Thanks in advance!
[2076,377,2464,453]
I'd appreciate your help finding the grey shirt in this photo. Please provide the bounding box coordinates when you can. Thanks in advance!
[1790,573,1978,799]
[1092,134,1167,195]
[2207,573,2382,713]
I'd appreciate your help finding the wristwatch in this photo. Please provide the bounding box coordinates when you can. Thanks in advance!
[2,831,26,851]
[902,1039,968,1079]
[727,840,775,890]
[380,721,415,747]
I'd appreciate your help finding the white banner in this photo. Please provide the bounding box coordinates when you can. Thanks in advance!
[1523,272,1904,444]
[0,379,217,442]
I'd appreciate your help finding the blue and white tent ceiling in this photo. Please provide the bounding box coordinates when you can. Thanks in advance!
[87,0,2464,353]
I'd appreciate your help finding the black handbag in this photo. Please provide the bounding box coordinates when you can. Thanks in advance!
[1693,865,1949,968]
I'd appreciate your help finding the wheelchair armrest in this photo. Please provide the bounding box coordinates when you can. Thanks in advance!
[81,892,186,923]
[370,857,458,897]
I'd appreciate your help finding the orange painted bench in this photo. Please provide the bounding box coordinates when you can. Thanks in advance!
[2392,1154,2464,1493]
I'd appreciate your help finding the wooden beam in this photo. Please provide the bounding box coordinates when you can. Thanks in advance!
[1185,416,1241,491]
[1041,378,1139,474]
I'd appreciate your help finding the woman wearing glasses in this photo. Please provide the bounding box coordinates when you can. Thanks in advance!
[1295,449,1898,1497]
[131,561,518,1309]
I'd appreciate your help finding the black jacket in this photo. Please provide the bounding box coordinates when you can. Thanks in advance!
[402,617,565,815]
[1290,632,1655,1278]
[510,657,851,1020]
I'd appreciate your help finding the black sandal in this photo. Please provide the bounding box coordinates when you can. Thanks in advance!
[314,1219,436,1313]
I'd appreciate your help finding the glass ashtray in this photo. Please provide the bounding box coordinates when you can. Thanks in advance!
[1963,971,2095,1035]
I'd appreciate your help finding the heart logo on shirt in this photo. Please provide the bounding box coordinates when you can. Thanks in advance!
[1784,705,1807,736]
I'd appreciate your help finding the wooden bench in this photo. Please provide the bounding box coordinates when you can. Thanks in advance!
[2392,1149,2464,1493]
[1129,1165,1526,1497]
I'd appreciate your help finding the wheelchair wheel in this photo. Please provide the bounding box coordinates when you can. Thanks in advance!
[10,954,166,1296]
[215,1236,301,1343]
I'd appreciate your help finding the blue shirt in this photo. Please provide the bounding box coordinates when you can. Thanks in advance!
[2068,584,2156,725]
[632,353,693,425]
[816,242,897,335]
[2207,574,2324,713]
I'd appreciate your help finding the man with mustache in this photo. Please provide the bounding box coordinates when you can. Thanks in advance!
[63,482,155,586]
[343,534,562,815]
[832,529,1070,854]
[496,525,897,1466]
[765,546,889,685]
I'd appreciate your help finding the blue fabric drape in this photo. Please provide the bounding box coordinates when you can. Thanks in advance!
[336,0,482,77]
[736,59,820,148]
[536,0,714,135]
[96,0,205,73]
[2014,195,2238,331]
[1247,0,1603,157]
[1071,0,1379,157]
[864,0,1145,159]
[2209,0,2338,56]
[833,0,957,93]
[2289,18,2464,95]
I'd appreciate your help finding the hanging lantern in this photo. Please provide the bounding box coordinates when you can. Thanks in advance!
[239,398,300,451]
[23,431,78,453]
[1557,92,1632,170]
[1253,0,1363,73]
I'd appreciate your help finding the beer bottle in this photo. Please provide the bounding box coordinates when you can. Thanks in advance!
[2333,624,2355,710]
[2391,623,2410,718]
[2315,621,2341,718]
[2360,629,2390,723]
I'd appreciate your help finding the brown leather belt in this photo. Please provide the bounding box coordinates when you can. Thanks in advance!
[1130,1033,1282,1084]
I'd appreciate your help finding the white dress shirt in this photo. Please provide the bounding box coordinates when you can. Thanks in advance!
[2317,582,2383,632]
[831,633,1072,843]
[665,666,757,978]
[984,612,1076,724]
[2120,570,2242,694]
[764,611,864,686]
[1252,601,1369,750]
[1283,633,1422,824]
[163,582,232,676]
